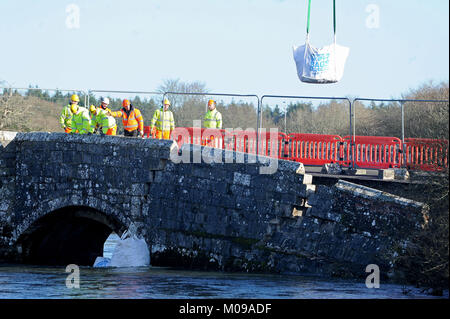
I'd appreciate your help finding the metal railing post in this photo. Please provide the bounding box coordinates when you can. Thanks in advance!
[256,97,261,156]
[84,90,88,109]
[260,94,352,163]
[400,101,406,168]
[349,99,355,169]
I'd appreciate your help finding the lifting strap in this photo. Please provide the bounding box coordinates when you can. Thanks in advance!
[306,0,336,42]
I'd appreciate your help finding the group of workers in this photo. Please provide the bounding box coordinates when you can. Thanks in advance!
[59,94,223,140]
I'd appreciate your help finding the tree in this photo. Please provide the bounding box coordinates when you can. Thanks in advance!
[157,78,208,109]
[0,84,33,131]
[286,101,313,115]
[390,81,449,296]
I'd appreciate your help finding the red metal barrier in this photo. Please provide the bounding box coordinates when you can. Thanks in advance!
[256,131,289,158]
[143,126,154,138]
[171,127,203,148]
[170,127,287,158]
[343,136,403,169]
[145,126,448,172]
[225,130,257,154]
[221,129,287,158]
[288,133,344,166]
[201,128,226,148]
[403,138,449,171]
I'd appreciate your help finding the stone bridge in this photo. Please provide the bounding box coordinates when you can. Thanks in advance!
[0,131,428,278]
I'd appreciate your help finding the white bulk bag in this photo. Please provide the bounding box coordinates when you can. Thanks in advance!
[109,230,150,267]
[293,41,349,83]
[293,0,349,84]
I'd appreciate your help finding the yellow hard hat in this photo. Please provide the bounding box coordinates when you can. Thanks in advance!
[71,94,80,102]
[70,104,78,114]
[163,98,171,106]
[89,105,97,113]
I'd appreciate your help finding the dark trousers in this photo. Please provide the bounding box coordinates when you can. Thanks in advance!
[124,130,139,137]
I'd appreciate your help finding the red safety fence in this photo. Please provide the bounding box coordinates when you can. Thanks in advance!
[257,131,289,159]
[170,127,205,149]
[343,136,403,169]
[147,126,288,158]
[143,126,155,138]
[288,133,345,166]
[169,127,288,158]
[403,138,449,171]
[226,129,257,154]
[143,126,448,172]
[201,128,227,149]
[225,130,288,158]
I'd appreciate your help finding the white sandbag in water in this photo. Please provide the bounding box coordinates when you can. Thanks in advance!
[92,230,150,268]
[293,41,349,83]
[109,231,150,267]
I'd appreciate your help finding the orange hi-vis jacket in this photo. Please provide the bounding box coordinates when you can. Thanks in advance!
[111,106,144,132]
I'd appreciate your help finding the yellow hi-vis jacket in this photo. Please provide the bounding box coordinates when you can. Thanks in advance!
[60,104,73,129]
[151,108,175,131]
[90,109,116,134]
[203,108,222,129]
[71,107,91,134]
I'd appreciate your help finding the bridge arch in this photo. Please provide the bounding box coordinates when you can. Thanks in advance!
[15,199,129,266]
[13,196,131,242]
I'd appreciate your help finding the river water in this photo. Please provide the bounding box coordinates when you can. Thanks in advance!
[0,233,447,299]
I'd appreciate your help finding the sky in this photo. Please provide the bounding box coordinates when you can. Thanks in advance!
[0,0,448,100]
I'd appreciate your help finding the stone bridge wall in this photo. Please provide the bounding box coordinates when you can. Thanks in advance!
[0,131,428,278]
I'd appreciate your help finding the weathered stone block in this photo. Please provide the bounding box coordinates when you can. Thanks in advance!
[333,180,428,237]
[321,163,343,175]
[378,168,410,181]
[306,185,332,205]
[348,168,367,176]
[131,183,146,196]
[233,172,251,186]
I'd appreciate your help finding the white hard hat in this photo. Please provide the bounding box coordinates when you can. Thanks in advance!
[101,97,110,105]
